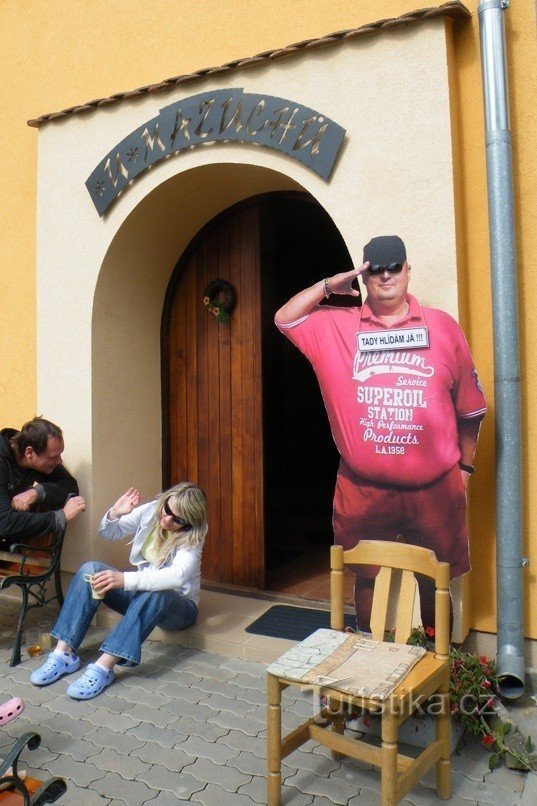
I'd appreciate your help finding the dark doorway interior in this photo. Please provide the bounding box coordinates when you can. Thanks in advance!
[261,194,357,600]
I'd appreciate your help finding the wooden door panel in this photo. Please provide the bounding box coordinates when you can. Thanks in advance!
[167,203,263,587]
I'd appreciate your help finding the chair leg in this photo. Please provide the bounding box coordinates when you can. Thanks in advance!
[10,585,29,667]
[328,696,346,760]
[54,565,64,606]
[381,710,398,806]
[436,673,451,799]
[267,673,282,806]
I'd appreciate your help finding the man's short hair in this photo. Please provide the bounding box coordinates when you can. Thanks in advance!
[11,417,63,455]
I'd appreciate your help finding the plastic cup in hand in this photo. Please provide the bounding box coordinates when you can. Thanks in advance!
[83,573,105,600]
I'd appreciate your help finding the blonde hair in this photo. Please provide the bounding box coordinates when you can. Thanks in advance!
[153,482,208,566]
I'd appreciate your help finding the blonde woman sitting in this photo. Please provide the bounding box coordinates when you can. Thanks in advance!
[30,483,207,699]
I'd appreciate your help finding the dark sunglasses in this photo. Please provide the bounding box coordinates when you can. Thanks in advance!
[367,262,404,276]
[163,499,190,528]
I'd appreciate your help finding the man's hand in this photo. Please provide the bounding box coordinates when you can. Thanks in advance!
[63,496,86,522]
[326,263,369,296]
[11,488,38,511]
[109,487,141,520]
[92,569,125,594]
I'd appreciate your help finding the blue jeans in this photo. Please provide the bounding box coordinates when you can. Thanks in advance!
[51,561,198,667]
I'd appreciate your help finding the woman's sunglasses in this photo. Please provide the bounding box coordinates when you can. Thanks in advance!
[367,262,404,276]
[163,500,190,528]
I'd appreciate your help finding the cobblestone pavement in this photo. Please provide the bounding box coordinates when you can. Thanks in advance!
[0,605,535,805]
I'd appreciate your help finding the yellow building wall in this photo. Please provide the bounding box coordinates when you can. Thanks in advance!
[0,0,536,635]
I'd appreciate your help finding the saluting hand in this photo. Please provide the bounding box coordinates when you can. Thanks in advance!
[326,263,369,296]
[109,487,141,520]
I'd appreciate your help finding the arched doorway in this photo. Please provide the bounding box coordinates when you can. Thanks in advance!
[162,192,354,594]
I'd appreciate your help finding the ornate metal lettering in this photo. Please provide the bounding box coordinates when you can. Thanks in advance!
[86,88,346,215]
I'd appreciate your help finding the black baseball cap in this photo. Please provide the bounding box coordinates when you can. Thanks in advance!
[363,236,407,266]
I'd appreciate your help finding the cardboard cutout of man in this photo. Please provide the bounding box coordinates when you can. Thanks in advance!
[275,236,486,628]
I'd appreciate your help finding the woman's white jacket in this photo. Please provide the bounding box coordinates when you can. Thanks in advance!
[98,501,202,605]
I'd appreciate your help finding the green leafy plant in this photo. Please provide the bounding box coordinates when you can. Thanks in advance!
[346,625,536,771]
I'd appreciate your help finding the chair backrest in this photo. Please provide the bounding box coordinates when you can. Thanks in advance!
[330,540,450,658]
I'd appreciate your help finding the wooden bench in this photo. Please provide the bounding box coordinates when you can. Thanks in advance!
[0,732,66,804]
[0,525,66,667]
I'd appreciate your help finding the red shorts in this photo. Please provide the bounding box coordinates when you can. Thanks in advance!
[332,462,469,580]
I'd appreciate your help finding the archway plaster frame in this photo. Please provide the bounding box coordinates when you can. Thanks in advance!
[35,19,458,571]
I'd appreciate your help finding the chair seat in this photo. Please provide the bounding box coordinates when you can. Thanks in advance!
[277,648,446,715]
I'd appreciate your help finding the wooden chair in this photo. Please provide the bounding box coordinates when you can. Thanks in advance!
[267,540,451,806]
[0,525,66,666]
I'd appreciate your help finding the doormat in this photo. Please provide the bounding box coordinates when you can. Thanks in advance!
[245,605,355,642]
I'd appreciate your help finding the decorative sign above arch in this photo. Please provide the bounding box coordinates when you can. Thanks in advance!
[86,88,346,215]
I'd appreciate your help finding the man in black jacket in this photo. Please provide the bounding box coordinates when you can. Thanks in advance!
[0,417,85,544]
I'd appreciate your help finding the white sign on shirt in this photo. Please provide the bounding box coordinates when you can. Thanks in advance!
[357,328,429,353]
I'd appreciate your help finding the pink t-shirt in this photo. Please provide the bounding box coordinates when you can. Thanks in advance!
[276,294,486,487]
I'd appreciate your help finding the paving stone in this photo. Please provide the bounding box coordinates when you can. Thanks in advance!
[227,750,268,776]
[239,775,313,805]
[87,724,146,754]
[174,714,230,741]
[84,706,142,731]
[126,721,188,747]
[44,732,102,762]
[137,763,200,795]
[154,680,205,705]
[108,686,173,708]
[450,770,523,805]
[131,740,194,771]
[282,751,340,776]
[520,767,537,805]
[141,791,191,805]
[201,692,258,715]
[188,663,238,682]
[227,672,267,691]
[90,747,152,778]
[41,713,99,740]
[208,711,265,736]
[284,769,359,804]
[137,770,205,801]
[189,782,257,805]
[398,783,480,805]
[184,756,252,791]
[127,702,179,727]
[160,699,218,723]
[485,764,527,794]
[220,730,267,756]
[201,685,265,707]
[40,694,97,719]
[49,781,111,805]
[179,734,240,765]
[451,753,489,781]
[190,678,247,699]
[43,755,107,787]
[219,657,266,677]
[115,673,167,691]
[183,651,225,669]
[88,770,160,805]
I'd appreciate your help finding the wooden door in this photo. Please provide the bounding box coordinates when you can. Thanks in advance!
[165,203,264,587]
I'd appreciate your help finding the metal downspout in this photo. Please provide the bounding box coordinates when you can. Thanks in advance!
[477,0,525,698]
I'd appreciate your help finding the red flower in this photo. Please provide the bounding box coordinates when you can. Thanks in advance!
[425,626,435,638]
[479,656,488,665]
[481,734,495,748]
[482,679,491,689]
